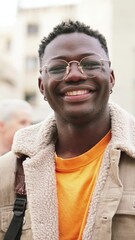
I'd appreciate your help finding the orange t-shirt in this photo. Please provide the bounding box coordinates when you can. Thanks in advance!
[55,131,111,240]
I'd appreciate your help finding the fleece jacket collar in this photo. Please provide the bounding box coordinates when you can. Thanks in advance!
[13,101,135,159]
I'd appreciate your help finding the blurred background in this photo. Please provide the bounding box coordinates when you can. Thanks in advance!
[0,0,135,122]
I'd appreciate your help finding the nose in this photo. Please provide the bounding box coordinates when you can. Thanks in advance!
[64,63,87,82]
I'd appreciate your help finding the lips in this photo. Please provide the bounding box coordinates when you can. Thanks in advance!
[59,85,96,100]
[65,90,89,96]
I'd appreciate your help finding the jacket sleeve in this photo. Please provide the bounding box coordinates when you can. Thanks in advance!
[0,152,16,239]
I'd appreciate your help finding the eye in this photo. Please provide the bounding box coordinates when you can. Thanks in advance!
[81,59,101,70]
[48,63,67,75]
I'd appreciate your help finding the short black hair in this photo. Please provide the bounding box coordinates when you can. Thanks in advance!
[38,20,109,65]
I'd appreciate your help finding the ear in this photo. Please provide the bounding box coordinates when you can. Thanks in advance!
[38,76,46,96]
[110,69,115,89]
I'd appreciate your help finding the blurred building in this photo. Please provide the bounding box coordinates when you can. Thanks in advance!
[112,0,135,114]
[0,29,23,99]
[0,0,135,117]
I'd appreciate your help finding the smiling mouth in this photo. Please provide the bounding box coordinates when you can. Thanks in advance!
[65,89,95,96]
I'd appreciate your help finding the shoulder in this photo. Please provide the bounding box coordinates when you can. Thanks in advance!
[0,151,16,173]
[109,101,135,121]
[0,152,16,207]
[14,113,56,143]
[0,151,16,186]
[12,113,57,157]
[0,152,32,238]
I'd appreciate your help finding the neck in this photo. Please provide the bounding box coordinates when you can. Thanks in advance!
[55,114,111,159]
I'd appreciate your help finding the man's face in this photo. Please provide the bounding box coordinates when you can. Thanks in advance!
[2,109,32,149]
[39,32,115,125]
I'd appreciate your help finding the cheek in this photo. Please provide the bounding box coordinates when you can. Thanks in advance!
[97,78,110,101]
[44,80,57,98]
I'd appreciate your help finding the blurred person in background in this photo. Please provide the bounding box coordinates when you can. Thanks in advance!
[0,20,135,240]
[0,99,33,156]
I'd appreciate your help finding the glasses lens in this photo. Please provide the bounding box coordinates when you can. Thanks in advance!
[47,60,67,81]
[80,56,102,78]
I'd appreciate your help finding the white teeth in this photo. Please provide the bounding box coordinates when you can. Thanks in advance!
[65,90,88,96]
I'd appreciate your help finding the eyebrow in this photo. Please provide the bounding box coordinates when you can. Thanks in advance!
[47,52,101,61]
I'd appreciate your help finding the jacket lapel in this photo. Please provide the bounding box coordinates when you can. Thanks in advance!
[23,144,59,240]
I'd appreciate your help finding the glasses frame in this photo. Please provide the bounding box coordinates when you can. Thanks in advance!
[40,53,111,81]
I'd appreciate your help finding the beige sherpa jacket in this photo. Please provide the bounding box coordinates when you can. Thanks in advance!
[1,102,135,240]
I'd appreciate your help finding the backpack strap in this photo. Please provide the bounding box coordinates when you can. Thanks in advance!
[3,194,27,240]
[3,155,27,240]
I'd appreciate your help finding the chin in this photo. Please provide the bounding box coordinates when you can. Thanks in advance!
[64,111,93,124]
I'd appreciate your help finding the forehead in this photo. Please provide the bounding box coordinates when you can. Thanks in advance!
[43,32,107,63]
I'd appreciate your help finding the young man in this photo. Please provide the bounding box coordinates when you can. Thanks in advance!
[0,99,33,156]
[0,20,135,240]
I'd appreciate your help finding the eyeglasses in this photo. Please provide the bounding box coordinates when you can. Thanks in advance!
[41,54,111,81]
